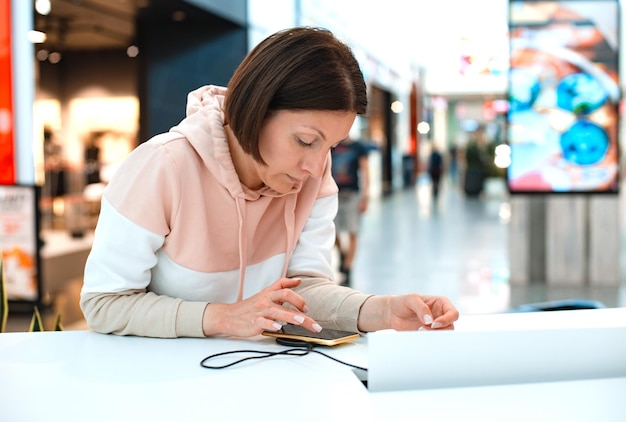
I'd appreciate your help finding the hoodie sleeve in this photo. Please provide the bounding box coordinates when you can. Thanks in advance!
[80,137,208,338]
[288,272,373,333]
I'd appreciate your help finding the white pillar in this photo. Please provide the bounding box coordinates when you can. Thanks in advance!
[11,0,35,184]
[508,196,530,285]
[545,196,586,285]
[509,195,621,287]
[588,196,621,285]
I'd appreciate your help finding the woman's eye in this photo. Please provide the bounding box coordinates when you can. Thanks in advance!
[298,138,313,147]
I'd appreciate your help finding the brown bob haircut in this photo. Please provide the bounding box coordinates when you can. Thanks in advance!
[224,27,368,164]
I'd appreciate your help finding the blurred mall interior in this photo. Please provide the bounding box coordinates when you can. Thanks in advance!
[1,0,625,331]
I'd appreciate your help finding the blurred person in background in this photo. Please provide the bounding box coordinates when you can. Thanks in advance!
[428,144,444,199]
[80,27,459,339]
[331,136,370,286]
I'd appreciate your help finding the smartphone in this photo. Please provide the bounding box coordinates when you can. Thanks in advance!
[262,324,360,347]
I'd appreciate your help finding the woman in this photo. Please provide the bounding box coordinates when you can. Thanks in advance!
[80,27,459,338]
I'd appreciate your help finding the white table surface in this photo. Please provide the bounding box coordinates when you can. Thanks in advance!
[1,308,625,422]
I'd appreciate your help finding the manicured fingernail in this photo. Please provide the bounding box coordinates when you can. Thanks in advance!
[293,315,305,324]
[303,305,309,313]
[418,327,427,331]
[312,323,322,332]
[272,322,282,330]
[423,314,433,325]
[431,322,443,329]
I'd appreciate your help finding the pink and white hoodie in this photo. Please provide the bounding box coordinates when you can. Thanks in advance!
[80,85,371,338]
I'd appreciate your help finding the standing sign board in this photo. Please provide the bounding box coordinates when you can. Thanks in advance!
[0,185,42,310]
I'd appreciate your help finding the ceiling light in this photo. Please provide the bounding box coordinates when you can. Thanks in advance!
[35,0,51,16]
[127,45,139,58]
[48,52,62,64]
[417,121,430,134]
[391,101,404,113]
[36,49,49,61]
[28,30,47,44]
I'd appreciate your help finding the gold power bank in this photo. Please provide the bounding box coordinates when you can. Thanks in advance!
[263,324,360,346]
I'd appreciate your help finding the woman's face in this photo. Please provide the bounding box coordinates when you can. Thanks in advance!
[253,109,356,194]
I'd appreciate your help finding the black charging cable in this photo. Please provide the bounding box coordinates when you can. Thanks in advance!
[200,340,367,372]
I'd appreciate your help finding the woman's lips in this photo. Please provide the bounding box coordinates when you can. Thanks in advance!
[288,175,305,184]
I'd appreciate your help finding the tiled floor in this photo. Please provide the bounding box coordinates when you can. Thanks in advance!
[347,174,626,314]
[5,173,625,332]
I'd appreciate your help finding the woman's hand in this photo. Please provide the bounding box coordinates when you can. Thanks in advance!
[357,294,459,333]
[201,278,322,337]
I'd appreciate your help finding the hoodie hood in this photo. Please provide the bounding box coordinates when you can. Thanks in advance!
[170,85,247,199]
[169,85,299,201]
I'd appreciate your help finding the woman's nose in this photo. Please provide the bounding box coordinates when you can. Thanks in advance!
[302,152,327,179]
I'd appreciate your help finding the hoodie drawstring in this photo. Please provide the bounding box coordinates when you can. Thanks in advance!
[234,194,296,301]
[281,195,297,277]
[235,196,247,302]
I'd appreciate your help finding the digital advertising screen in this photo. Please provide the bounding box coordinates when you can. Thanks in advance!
[507,0,620,193]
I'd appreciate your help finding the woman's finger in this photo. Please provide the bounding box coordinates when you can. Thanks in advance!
[422,296,459,328]
[263,303,322,330]
[254,315,284,332]
[267,277,302,291]
[400,294,435,326]
[271,289,308,313]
